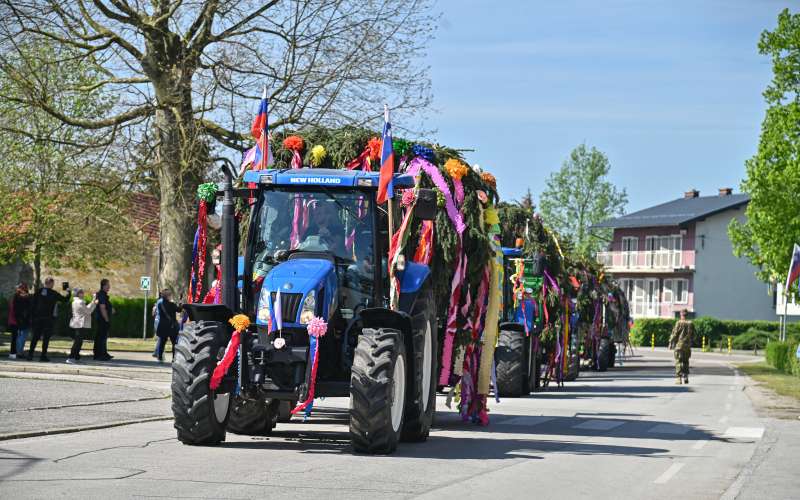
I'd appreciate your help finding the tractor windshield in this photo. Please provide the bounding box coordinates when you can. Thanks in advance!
[251,187,376,294]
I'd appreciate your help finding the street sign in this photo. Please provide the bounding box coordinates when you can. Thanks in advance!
[140,276,151,291]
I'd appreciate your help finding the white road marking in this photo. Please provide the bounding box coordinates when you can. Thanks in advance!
[723,427,764,439]
[729,386,736,391]
[692,440,708,450]
[719,416,729,424]
[572,419,625,431]
[654,463,685,484]
[727,392,733,400]
[648,423,690,435]
[500,416,555,426]
[725,403,733,411]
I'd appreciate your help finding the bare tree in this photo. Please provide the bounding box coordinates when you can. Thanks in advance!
[0,0,435,296]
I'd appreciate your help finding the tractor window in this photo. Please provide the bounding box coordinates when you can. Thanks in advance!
[251,188,376,297]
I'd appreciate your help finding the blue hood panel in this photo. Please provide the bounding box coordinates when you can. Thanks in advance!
[258,258,337,326]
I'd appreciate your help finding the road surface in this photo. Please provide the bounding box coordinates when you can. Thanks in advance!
[0,349,797,499]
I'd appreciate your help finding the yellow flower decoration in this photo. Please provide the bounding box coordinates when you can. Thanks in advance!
[444,158,469,181]
[310,144,327,167]
[485,207,500,226]
[229,314,251,332]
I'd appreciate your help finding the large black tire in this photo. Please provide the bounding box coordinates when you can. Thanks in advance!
[495,329,530,397]
[564,351,580,381]
[597,338,610,372]
[277,400,295,423]
[350,329,407,454]
[172,321,231,445]
[227,397,278,435]
[532,349,542,389]
[401,288,437,442]
[609,342,617,368]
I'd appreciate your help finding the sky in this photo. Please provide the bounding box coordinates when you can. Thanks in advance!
[424,0,789,212]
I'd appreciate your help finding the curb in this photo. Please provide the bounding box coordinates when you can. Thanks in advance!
[0,416,174,442]
[0,363,171,379]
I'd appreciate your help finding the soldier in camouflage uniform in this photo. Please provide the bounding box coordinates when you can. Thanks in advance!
[669,309,694,384]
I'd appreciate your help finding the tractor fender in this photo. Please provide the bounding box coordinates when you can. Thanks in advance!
[397,262,431,313]
[360,307,415,360]
[183,303,235,324]
[498,321,526,334]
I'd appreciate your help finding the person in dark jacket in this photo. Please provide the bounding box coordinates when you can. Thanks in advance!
[27,277,70,362]
[154,289,179,362]
[93,278,114,361]
[7,283,32,359]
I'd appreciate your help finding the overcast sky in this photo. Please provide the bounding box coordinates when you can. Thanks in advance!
[424,0,788,211]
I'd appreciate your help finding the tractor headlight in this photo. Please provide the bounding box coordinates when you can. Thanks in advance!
[257,287,271,324]
[299,291,316,324]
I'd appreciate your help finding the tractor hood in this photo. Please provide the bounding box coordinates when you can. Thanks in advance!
[257,257,337,326]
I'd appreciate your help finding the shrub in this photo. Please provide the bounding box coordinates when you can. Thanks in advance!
[766,341,791,373]
[731,328,777,351]
[630,318,674,347]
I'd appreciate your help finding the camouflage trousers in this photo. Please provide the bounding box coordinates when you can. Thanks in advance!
[674,349,690,377]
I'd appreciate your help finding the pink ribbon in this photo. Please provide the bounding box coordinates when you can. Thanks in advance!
[406,158,465,234]
[439,242,467,385]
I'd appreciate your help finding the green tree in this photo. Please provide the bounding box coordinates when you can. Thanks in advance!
[730,9,800,286]
[0,43,139,286]
[539,144,627,257]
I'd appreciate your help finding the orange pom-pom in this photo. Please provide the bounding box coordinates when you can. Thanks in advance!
[283,135,305,152]
[229,314,251,332]
[481,171,497,189]
[444,158,469,181]
[367,137,382,162]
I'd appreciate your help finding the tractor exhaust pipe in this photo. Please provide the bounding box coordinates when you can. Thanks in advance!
[221,164,238,312]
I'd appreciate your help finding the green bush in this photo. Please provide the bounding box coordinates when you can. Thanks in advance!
[766,341,791,372]
[731,328,777,351]
[630,318,674,347]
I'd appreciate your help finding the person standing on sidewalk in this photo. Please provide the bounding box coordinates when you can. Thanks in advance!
[669,309,695,384]
[154,289,179,363]
[93,279,114,361]
[66,288,98,364]
[7,283,32,359]
[28,278,71,362]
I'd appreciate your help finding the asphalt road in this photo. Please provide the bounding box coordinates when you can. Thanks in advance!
[0,349,797,500]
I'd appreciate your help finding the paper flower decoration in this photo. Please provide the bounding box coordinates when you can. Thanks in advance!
[197,182,217,202]
[283,135,305,152]
[480,171,497,190]
[229,314,251,332]
[477,190,488,204]
[310,144,327,167]
[444,158,469,181]
[435,188,445,207]
[411,144,434,161]
[307,316,328,337]
[401,189,416,207]
[393,138,411,157]
[367,137,382,162]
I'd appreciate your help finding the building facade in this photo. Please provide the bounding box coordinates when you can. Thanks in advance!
[594,189,775,321]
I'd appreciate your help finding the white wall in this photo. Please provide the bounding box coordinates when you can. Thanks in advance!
[693,208,775,320]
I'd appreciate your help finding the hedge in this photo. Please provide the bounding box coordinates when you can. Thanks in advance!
[630,317,800,348]
[765,340,800,377]
[1,295,156,338]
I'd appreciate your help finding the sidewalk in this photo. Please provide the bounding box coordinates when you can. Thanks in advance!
[0,350,172,381]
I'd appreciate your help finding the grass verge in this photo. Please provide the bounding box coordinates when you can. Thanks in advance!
[0,332,169,354]
[738,362,800,401]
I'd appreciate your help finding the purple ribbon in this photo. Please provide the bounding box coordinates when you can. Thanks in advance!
[407,157,466,234]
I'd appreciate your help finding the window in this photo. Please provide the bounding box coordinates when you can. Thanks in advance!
[663,279,674,304]
[621,237,638,267]
[645,236,658,267]
[674,278,689,304]
[633,279,645,316]
[671,235,683,267]
[619,278,635,302]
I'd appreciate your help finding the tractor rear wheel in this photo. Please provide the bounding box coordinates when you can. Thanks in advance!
[350,329,407,454]
[564,351,580,381]
[277,400,295,423]
[609,342,617,368]
[597,338,610,372]
[495,329,530,397]
[227,397,278,435]
[402,288,437,442]
[172,321,230,445]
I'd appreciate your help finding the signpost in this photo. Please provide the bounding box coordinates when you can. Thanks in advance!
[140,276,151,340]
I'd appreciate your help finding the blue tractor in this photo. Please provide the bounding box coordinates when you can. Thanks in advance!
[493,247,541,397]
[172,167,439,454]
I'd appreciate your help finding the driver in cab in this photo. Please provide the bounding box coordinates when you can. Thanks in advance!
[303,201,346,256]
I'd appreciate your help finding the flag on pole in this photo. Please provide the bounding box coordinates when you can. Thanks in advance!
[786,243,800,292]
[250,86,273,169]
[273,290,282,331]
[377,105,395,204]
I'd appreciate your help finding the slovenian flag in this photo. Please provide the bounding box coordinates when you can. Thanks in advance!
[377,105,394,204]
[786,243,800,292]
[250,86,273,170]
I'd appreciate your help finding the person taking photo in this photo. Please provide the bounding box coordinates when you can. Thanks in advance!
[66,288,98,364]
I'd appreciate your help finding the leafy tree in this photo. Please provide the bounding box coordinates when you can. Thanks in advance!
[730,8,800,287]
[539,144,627,257]
[0,42,139,287]
[0,0,436,297]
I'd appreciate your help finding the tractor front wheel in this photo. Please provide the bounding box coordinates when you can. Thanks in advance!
[597,338,610,372]
[402,288,437,442]
[495,329,530,397]
[350,329,407,454]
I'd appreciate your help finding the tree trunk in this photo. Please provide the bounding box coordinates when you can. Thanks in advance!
[33,244,41,290]
[152,76,208,301]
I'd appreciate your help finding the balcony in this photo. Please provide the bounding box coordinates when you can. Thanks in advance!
[596,250,695,273]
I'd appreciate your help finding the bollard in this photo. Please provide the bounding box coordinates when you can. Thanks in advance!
[728,337,732,355]
[701,336,705,352]
[651,333,655,351]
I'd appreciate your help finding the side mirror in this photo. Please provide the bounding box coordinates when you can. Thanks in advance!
[415,188,437,221]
